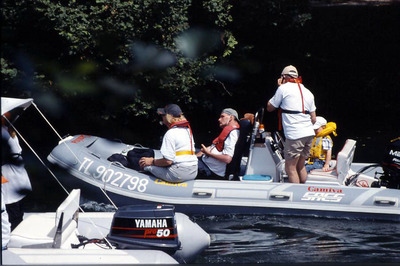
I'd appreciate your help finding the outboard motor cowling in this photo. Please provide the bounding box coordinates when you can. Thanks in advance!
[107,204,210,263]
[380,137,400,189]
[108,205,179,251]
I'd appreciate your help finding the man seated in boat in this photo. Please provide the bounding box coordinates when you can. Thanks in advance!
[139,104,198,183]
[306,116,336,173]
[196,108,240,179]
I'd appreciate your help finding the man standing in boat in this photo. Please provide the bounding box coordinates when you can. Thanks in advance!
[196,108,240,179]
[267,65,316,183]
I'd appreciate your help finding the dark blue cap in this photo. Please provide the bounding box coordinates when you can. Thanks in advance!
[157,104,182,117]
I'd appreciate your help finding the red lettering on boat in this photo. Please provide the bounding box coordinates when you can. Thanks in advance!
[307,186,343,193]
[71,135,86,143]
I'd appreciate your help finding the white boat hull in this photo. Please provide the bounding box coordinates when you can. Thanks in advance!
[46,135,400,222]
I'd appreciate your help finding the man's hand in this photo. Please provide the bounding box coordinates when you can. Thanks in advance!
[200,144,210,156]
[139,157,153,168]
[322,164,330,172]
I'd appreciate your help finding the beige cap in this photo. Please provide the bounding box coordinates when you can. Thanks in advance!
[281,65,298,78]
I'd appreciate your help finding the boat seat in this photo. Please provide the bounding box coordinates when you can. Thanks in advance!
[225,118,253,180]
[8,189,80,249]
[306,139,357,185]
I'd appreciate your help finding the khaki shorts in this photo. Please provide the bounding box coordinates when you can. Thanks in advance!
[284,136,314,160]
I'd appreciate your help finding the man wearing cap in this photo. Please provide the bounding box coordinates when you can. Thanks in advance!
[139,104,198,183]
[196,108,240,179]
[306,116,333,173]
[267,65,317,183]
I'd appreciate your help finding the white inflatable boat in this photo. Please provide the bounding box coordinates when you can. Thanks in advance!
[2,97,399,222]
[2,189,210,264]
[46,111,400,222]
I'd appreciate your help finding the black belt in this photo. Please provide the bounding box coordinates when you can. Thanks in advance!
[281,109,310,115]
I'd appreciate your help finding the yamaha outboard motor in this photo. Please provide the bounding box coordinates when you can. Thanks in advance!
[380,137,400,189]
[107,204,209,263]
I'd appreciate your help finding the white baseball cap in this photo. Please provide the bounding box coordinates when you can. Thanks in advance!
[313,116,327,130]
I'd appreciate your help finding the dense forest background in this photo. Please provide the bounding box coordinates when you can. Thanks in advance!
[2,0,400,163]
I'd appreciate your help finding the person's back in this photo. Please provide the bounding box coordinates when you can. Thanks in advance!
[266,65,317,183]
[161,125,197,165]
[276,81,315,140]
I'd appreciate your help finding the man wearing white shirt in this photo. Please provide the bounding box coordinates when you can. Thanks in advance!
[267,65,317,183]
[139,104,198,183]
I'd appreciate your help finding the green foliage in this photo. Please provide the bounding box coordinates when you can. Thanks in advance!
[1,0,239,118]
[1,58,18,81]
[1,0,311,135]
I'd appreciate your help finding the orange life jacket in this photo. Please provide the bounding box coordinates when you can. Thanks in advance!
[212,125,240,152]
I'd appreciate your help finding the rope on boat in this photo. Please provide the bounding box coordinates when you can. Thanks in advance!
[2,115,70,196]
[31,103,119,210]
[32,102,63,140]
[32,102,82,164]
[3,106,117,248]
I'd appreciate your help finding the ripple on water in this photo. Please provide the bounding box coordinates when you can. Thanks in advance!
[193,214,400,264]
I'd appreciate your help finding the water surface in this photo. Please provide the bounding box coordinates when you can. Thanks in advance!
[192,214,400,264]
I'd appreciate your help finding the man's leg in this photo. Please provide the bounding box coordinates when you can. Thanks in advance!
[298,136,314,183]
[297,155,308,183]
[285,156,300,183]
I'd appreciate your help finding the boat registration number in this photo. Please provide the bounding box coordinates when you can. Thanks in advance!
[78,157,148,192]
